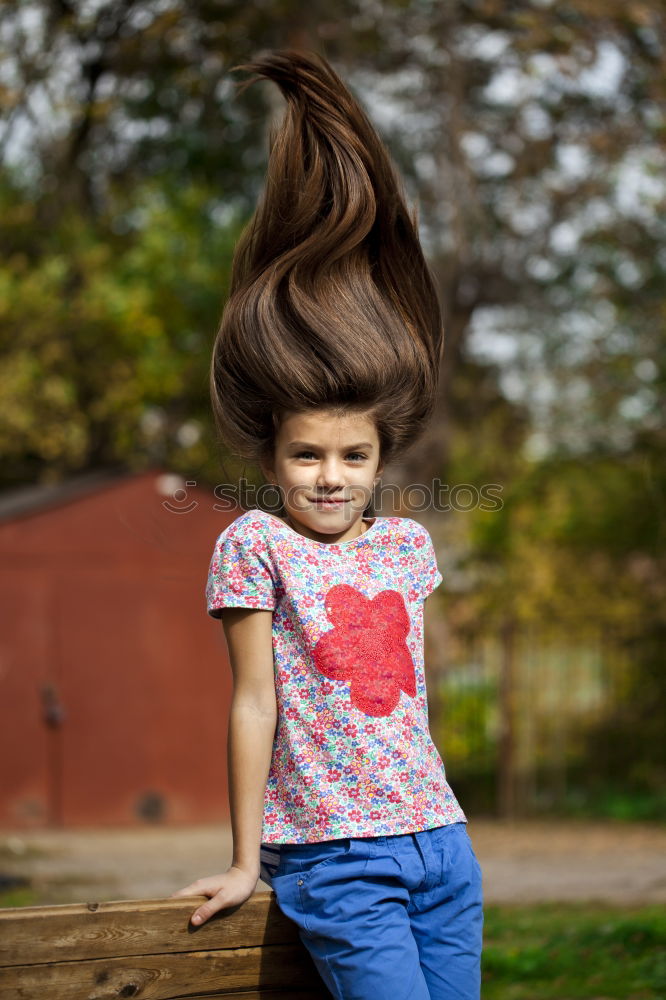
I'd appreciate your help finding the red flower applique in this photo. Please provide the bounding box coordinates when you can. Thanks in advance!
[313,584,416,718]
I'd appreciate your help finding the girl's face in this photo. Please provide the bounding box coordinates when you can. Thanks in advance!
[261,408,384,544]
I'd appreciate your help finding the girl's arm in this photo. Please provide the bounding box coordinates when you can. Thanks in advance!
[171,606,276,925]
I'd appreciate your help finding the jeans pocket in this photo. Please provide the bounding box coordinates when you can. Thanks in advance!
[270,839,359,931]
[279,838,353,880]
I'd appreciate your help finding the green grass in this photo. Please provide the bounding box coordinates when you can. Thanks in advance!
[0,886,37,908]
[481,902,666,999]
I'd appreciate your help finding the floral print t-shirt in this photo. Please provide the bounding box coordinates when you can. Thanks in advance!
[206,507,467,844]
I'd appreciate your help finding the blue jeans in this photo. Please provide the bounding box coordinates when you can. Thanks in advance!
[260,822,483,1000]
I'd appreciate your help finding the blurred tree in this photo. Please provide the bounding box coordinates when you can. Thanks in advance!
[0,173,243,484]
[0,0,345,219]
[450,440,665,627]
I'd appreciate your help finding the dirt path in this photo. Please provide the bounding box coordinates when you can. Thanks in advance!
[2,818,665,907]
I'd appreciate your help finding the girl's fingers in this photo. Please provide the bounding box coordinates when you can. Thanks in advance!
[170,872,256,924]
[169,880,229,923]
[170,877,220,899]
[170,886,198,898]
[191,892,227,925]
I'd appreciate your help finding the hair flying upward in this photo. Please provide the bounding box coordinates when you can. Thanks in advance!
[210,49,444,467]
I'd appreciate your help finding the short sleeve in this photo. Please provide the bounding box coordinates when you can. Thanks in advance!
[415,525,443,600]
[205,527,276,618]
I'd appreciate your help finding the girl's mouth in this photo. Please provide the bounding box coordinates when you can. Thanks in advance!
[308,497,349,506]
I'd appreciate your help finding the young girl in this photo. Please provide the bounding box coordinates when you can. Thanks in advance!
[173,49,483,1000]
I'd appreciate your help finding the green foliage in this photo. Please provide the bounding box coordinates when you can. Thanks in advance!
[0,172,244,486]
[444,444,665,628]
[562,785,666,823]
[481,903,666,999]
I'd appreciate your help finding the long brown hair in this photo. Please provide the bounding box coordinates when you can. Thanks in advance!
[210,49,443,469]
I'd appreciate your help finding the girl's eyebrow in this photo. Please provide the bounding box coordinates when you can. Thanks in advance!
[288,440,375,450]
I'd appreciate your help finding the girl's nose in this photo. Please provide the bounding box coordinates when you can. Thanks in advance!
[316,458,344,487]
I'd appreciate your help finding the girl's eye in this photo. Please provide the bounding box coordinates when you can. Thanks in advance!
[293,451,367,461]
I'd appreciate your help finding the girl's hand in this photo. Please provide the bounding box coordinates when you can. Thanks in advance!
[170,865,259,926]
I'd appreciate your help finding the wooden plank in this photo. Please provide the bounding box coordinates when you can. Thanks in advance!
[0,943,329,1000]
[0,894,301,967]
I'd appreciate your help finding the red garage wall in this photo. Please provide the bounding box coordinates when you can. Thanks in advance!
[0,469,239,828]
